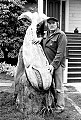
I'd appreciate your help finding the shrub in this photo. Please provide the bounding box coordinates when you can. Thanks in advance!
[0,1,31,62]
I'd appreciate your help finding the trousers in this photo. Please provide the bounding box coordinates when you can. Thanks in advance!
[52,65,65,108]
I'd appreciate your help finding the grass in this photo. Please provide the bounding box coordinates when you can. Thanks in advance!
[0,73,14,81]
[0,91,81,120]
[0,73,81,120]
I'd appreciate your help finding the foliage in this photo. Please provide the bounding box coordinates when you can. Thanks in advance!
[0,1,31,60]
[0,62,16,76]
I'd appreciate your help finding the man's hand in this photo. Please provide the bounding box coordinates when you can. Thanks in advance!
[32,37,42,44]
[49,65,54,75]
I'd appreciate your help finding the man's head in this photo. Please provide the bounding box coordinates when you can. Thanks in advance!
[47,17,59,31]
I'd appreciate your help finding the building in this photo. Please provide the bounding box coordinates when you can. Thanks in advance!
[38,0,81,33]
[38,0,81,83]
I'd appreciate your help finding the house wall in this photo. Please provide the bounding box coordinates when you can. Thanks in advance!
[69,0,81,33]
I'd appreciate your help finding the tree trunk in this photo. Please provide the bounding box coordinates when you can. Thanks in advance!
[1,48,8,62]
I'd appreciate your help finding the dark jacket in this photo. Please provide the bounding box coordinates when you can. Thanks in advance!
[42,28,67,69]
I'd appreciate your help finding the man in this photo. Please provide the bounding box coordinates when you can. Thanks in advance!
[42,17,67,113]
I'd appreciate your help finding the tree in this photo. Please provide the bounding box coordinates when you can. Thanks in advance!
[0,0,32,64]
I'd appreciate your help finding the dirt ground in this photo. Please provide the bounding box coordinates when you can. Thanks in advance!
[0,74,81,120]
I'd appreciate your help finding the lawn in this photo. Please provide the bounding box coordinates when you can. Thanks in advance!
[0,91,81,120]
[0,73,14,81]
[0,73,81,120]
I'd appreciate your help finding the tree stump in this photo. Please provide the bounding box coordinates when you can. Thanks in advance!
[16,73,54,117]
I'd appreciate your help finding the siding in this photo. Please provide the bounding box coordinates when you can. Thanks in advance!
[69,0,81,33]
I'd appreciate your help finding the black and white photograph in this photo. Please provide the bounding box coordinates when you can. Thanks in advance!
[0,0,81,120]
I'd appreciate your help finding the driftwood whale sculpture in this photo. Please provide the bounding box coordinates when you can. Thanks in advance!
[16,12,54,116]
[23,22,52,91]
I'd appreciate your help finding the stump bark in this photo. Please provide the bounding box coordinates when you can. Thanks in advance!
[16,73,55,117]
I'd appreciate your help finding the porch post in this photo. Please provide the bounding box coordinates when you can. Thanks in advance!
[60,0,62,30]
[65,0,69,32]
[46,0,47,16]
[64,59,68,83]
[38,0,43,14]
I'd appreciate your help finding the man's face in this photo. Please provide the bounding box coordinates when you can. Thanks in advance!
[47,20,57,31]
